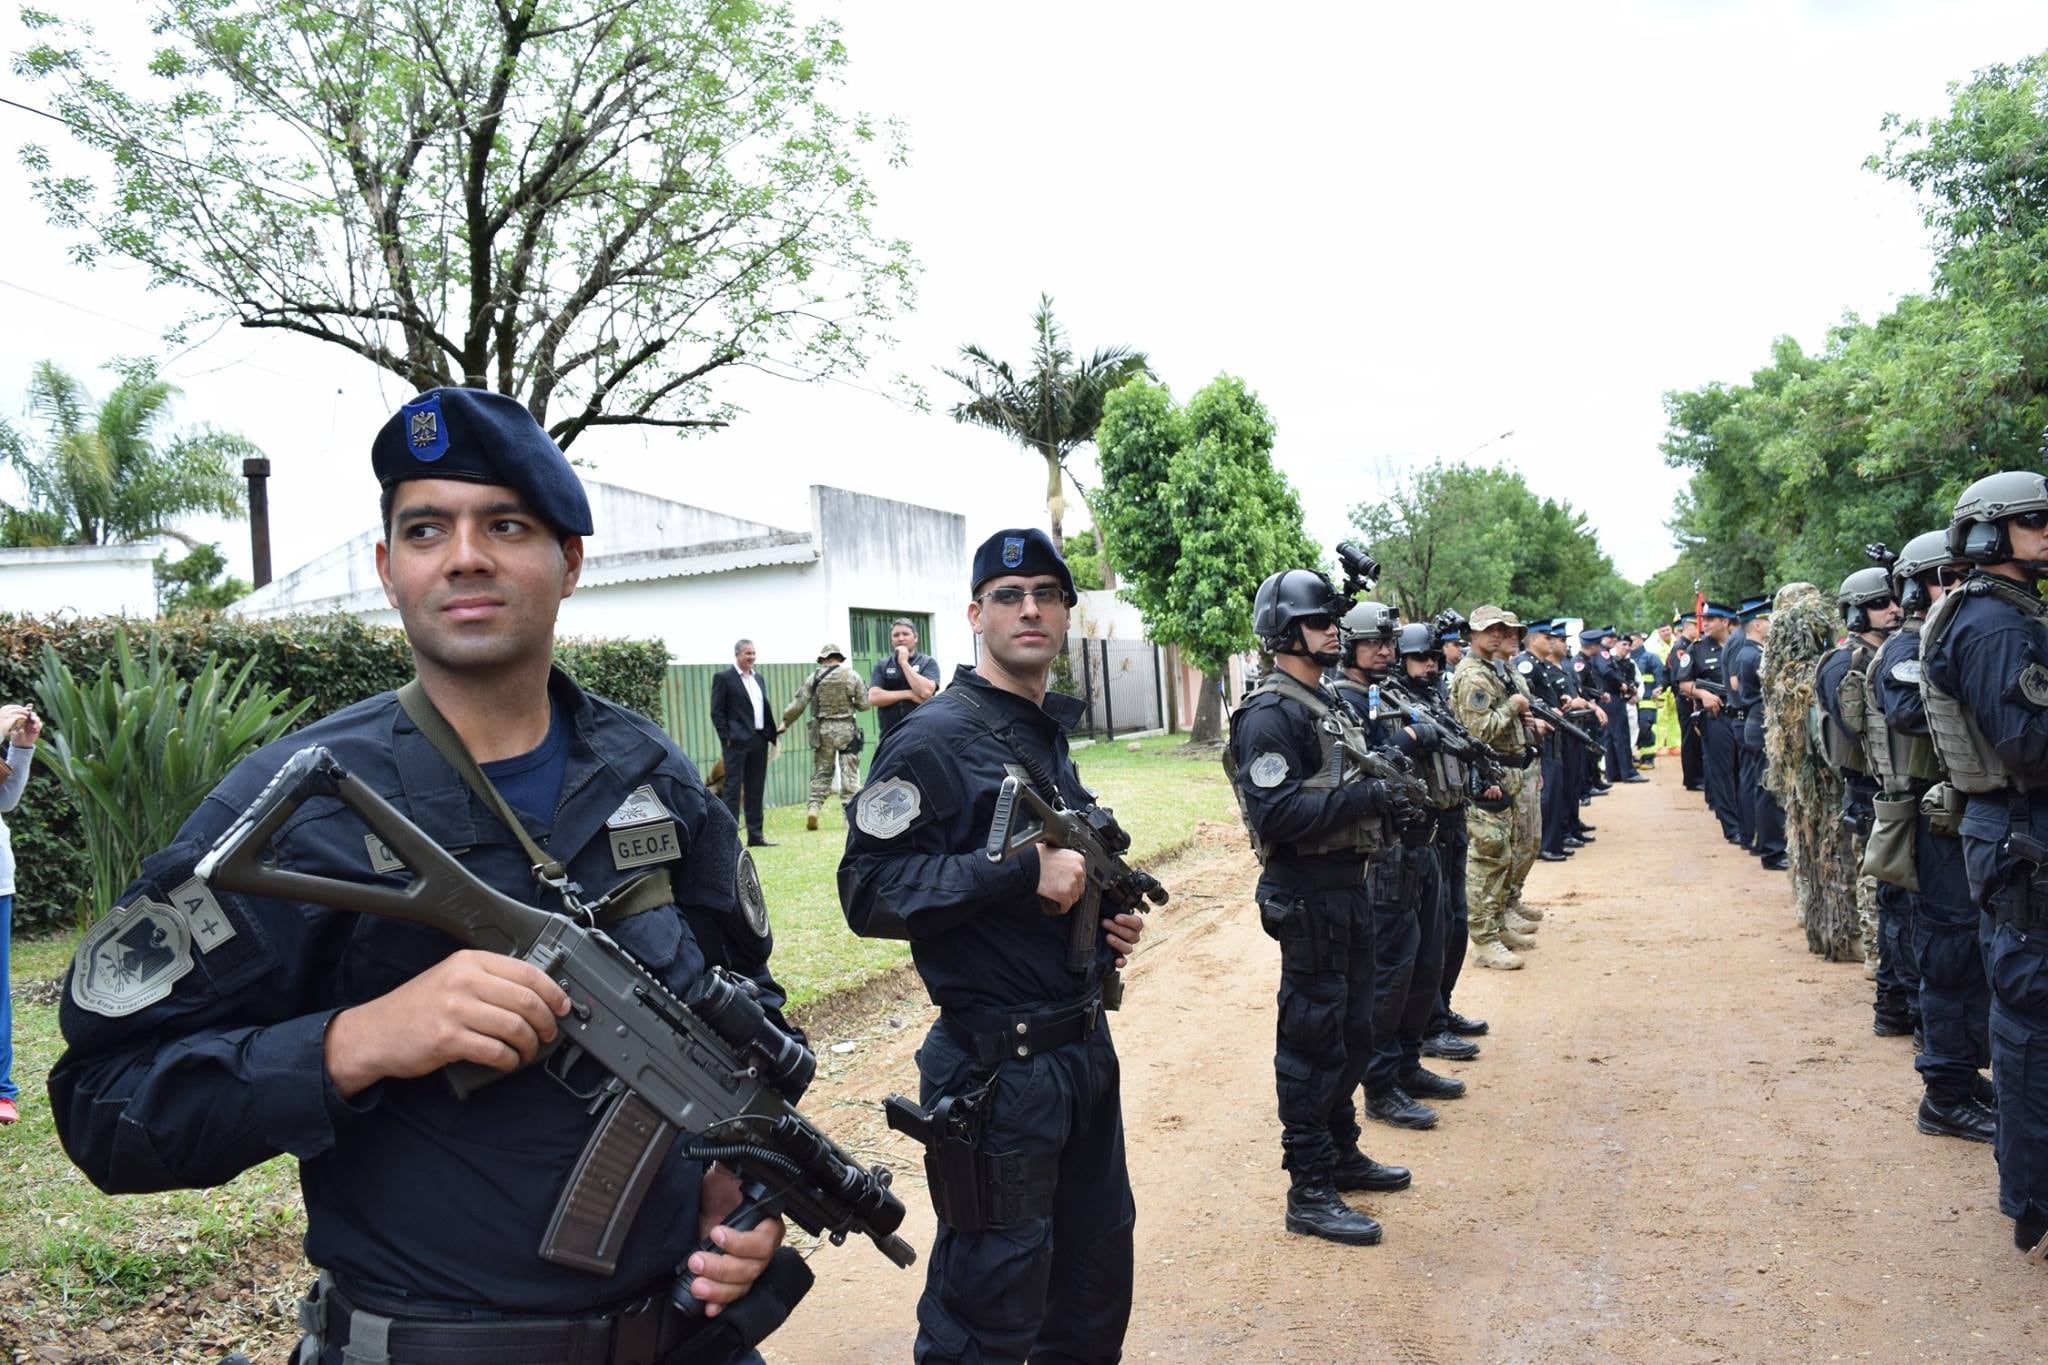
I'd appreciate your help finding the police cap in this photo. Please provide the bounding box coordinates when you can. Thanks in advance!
[972,528,1076,603]
[372,388,593,536]
[1699,600,1737,621]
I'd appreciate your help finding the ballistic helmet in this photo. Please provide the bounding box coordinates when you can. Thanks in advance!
[1948,470,2048,566]
[1339,600,1399,650]
[1395,622,1440,658]
[1253,569,1348,654]
[1837,566,1895,632]
[1891,529,1961,615]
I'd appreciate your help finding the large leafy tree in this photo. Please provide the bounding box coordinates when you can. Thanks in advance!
[0,360,249,549]
[1348,461,1637,627]
[946,293,1150,568]
[16,0,915,446]
[1095,375,1317,742]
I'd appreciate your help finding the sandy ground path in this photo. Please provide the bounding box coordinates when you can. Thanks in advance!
[767,763,2048,1363]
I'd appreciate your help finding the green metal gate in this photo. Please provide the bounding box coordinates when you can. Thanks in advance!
[847,608,936,752]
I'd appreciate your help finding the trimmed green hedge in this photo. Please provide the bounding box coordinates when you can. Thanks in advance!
[2,614,667,937]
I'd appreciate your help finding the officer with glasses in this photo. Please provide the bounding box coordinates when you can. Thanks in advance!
[839,528,1145,1362]
[1920,473,2048,1259]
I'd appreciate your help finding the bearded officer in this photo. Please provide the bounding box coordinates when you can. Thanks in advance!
[49,388,798,1363]
[780,643,872,830]
[1226,568,1413,1246]
[1868,530,1991,1143]
[1917,470,2048,1258]
[1328,603,1462,1130]
[839,528,1144,1361]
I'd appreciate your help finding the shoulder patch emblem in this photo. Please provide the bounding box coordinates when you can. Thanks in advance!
[856,777,922,838]
[72,897,195,1017]
[736,849,770,938]
[168,876,236,954]
[1573,660,1585,671]
[1516,660,1534,675]
[1891,659,1924,685]
[606,784,671,829]
[1248,751,1290,788]
[605,784,679,870]
[2020,663,2048,709]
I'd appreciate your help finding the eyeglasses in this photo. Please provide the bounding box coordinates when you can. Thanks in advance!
[978,584,1069,608]
[1297,614,1336,633]
[2016,510,2048,531]
[1864,596,1898,612]
[1934,565,1964,587]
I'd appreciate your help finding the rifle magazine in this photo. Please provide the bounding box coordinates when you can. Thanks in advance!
[541,1090,677,1275]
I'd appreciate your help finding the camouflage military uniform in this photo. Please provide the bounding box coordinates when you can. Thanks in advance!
[1451,645,1537,951]
[781,644,871,823]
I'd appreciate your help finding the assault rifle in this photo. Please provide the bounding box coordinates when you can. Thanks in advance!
[196,745,916,1310]
[1331,726,1434,817]
[984,775,1169,1010]
[1527,698,1603,753]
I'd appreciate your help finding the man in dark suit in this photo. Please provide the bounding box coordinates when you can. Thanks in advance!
[712,638,779,847]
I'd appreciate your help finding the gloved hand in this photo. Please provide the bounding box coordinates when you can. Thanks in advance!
[1405,720,1442,753]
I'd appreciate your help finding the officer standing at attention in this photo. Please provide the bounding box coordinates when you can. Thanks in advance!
[1225,568,1414,1246]
[1547,621,1606,849]
[1387,625,1489,1059]
[780,643,872,831]
[1917,470,2048,1258]
[1818,569,1902,983]
[1454,607,1543,971]
[840,529,1144,1360]
[1669,615,1705,792]
[1679,602,1742,843]
[1518,622,1574,864]
[1726,597,1789,868]
[1868,529,1992,1143]
[49,388,796,1364]
[1328,603,1463,1131]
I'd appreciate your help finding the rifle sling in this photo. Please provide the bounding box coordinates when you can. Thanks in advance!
[395,680,670,927]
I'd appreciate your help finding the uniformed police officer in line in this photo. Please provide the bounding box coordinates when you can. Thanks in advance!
[1726,597,1789,870]
[1916,470,2048,1257]
[780,642,872,830]
[1675,602,1743,842]
[1669,614,1705,792]
[1546,619,1605,850]
[50,389,796,1364]
[1328,604,1465,1131]
[1818,570,1902,982]
[1867,529,1993,1144]
[1225,568,1415,1246]
[840,528,1145,1361]
[1386,625,1490,1057]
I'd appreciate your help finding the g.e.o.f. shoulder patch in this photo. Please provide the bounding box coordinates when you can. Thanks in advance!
[71,897,195,1017]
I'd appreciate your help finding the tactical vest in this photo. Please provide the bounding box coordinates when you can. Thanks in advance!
[1814,643,1873,776]
[1332,676,1466,813]
[1224,671,1387,861]
[1921,574,2048,794]
[1861,620,1945,793]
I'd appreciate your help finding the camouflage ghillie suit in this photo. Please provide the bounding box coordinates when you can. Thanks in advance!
[1760,583,1861,961]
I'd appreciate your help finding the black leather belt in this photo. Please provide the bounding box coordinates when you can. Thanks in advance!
[941,993,1102,1068]
[312,1275,685,1365]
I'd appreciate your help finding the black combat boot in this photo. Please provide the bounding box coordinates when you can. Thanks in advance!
[1871,1013,1914,1038]
[1331,1151,1411,1193]
[1443,1009,1489,1036]
[1365,1086,1438,1130]
[1420,1030,1480,1061]
[1285,1181,1384,1245]
[1400,1066,1467,1101]
[1917,1093,1996,1144]
[1975,1072,1998,1107]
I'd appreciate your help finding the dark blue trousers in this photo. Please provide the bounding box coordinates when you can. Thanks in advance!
[1603,702,1638,780]
[1367,843,1444,1093]
[1701,713,1741,841]
[1875,878,1921,1028]
[1987,919,2048,1229]
[1258,877,1376,1181]
[1739,740,1785,857]
[1915,820,1988,1105]
[1435,815,1470,1027]
[1539,746,1571,855]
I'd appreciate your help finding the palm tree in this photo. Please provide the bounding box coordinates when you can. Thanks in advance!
[945,294,1150,577]
[0,360,251,548]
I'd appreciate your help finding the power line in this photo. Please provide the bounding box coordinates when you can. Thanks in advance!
[0,276,304,382]
[0,95,332,211]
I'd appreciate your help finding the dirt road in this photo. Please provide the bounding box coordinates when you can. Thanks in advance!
[768,765,2048,1362]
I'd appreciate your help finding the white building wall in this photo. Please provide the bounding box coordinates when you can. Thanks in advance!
[563,560,822,665]
[0,544,161,617]
[1070,588,1147,641]
[813,486,971,673]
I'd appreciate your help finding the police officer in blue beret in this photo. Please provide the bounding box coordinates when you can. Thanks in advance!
[1919,471,2048,1253]
[50,388,799,1363]
[840,527,1147,1362]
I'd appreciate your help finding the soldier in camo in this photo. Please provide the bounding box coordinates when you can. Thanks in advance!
[1451,605,1544,970]
[781,642,871,830]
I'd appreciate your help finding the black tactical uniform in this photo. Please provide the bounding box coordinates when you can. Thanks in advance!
[1689,610,1743,842]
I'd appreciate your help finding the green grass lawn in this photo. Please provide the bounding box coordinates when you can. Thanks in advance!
[1,732,1235,1323]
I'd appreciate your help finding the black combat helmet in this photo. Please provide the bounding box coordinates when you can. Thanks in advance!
[1252,568,1350,656]
[1891,529,1961,614]
[1837,566,1895,632]
[1947,470,2048,568]
[1395,621,1440,658]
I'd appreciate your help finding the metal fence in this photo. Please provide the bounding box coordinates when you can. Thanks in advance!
[659,662,883,809]
[1069,638,1166,740]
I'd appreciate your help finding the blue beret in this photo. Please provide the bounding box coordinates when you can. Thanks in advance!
[1700,600,1738,621]
[372,388,593,537]
[972,527,1075,601]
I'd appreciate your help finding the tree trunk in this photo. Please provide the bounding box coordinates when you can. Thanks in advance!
[1190,671,1225,744]
[1093,521,1117,590]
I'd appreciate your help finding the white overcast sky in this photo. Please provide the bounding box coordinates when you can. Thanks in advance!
[0,0,2041,592]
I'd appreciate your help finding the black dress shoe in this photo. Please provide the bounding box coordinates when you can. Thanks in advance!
[1917,1094,1996,1144]
[1285,1182,1383,1244]
[1975,1073,1998,1107]
[748,838,778,848]
[1401,1067,1467,1101]
[1760,855,1789,871]
[1366,1087,1438,1130]
[1872,1014,1914,1038]
[1571,832,1596,843]
[1539,851,1570,862]
[1576,824,1597,833]
[1684,783,1704,791]
[1420,1031,1481,1060]
[1563,837,1587,850]
[1620,774,1649,784]
[1332,1152,1412,1193]
[1443,1009,1488,1036]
